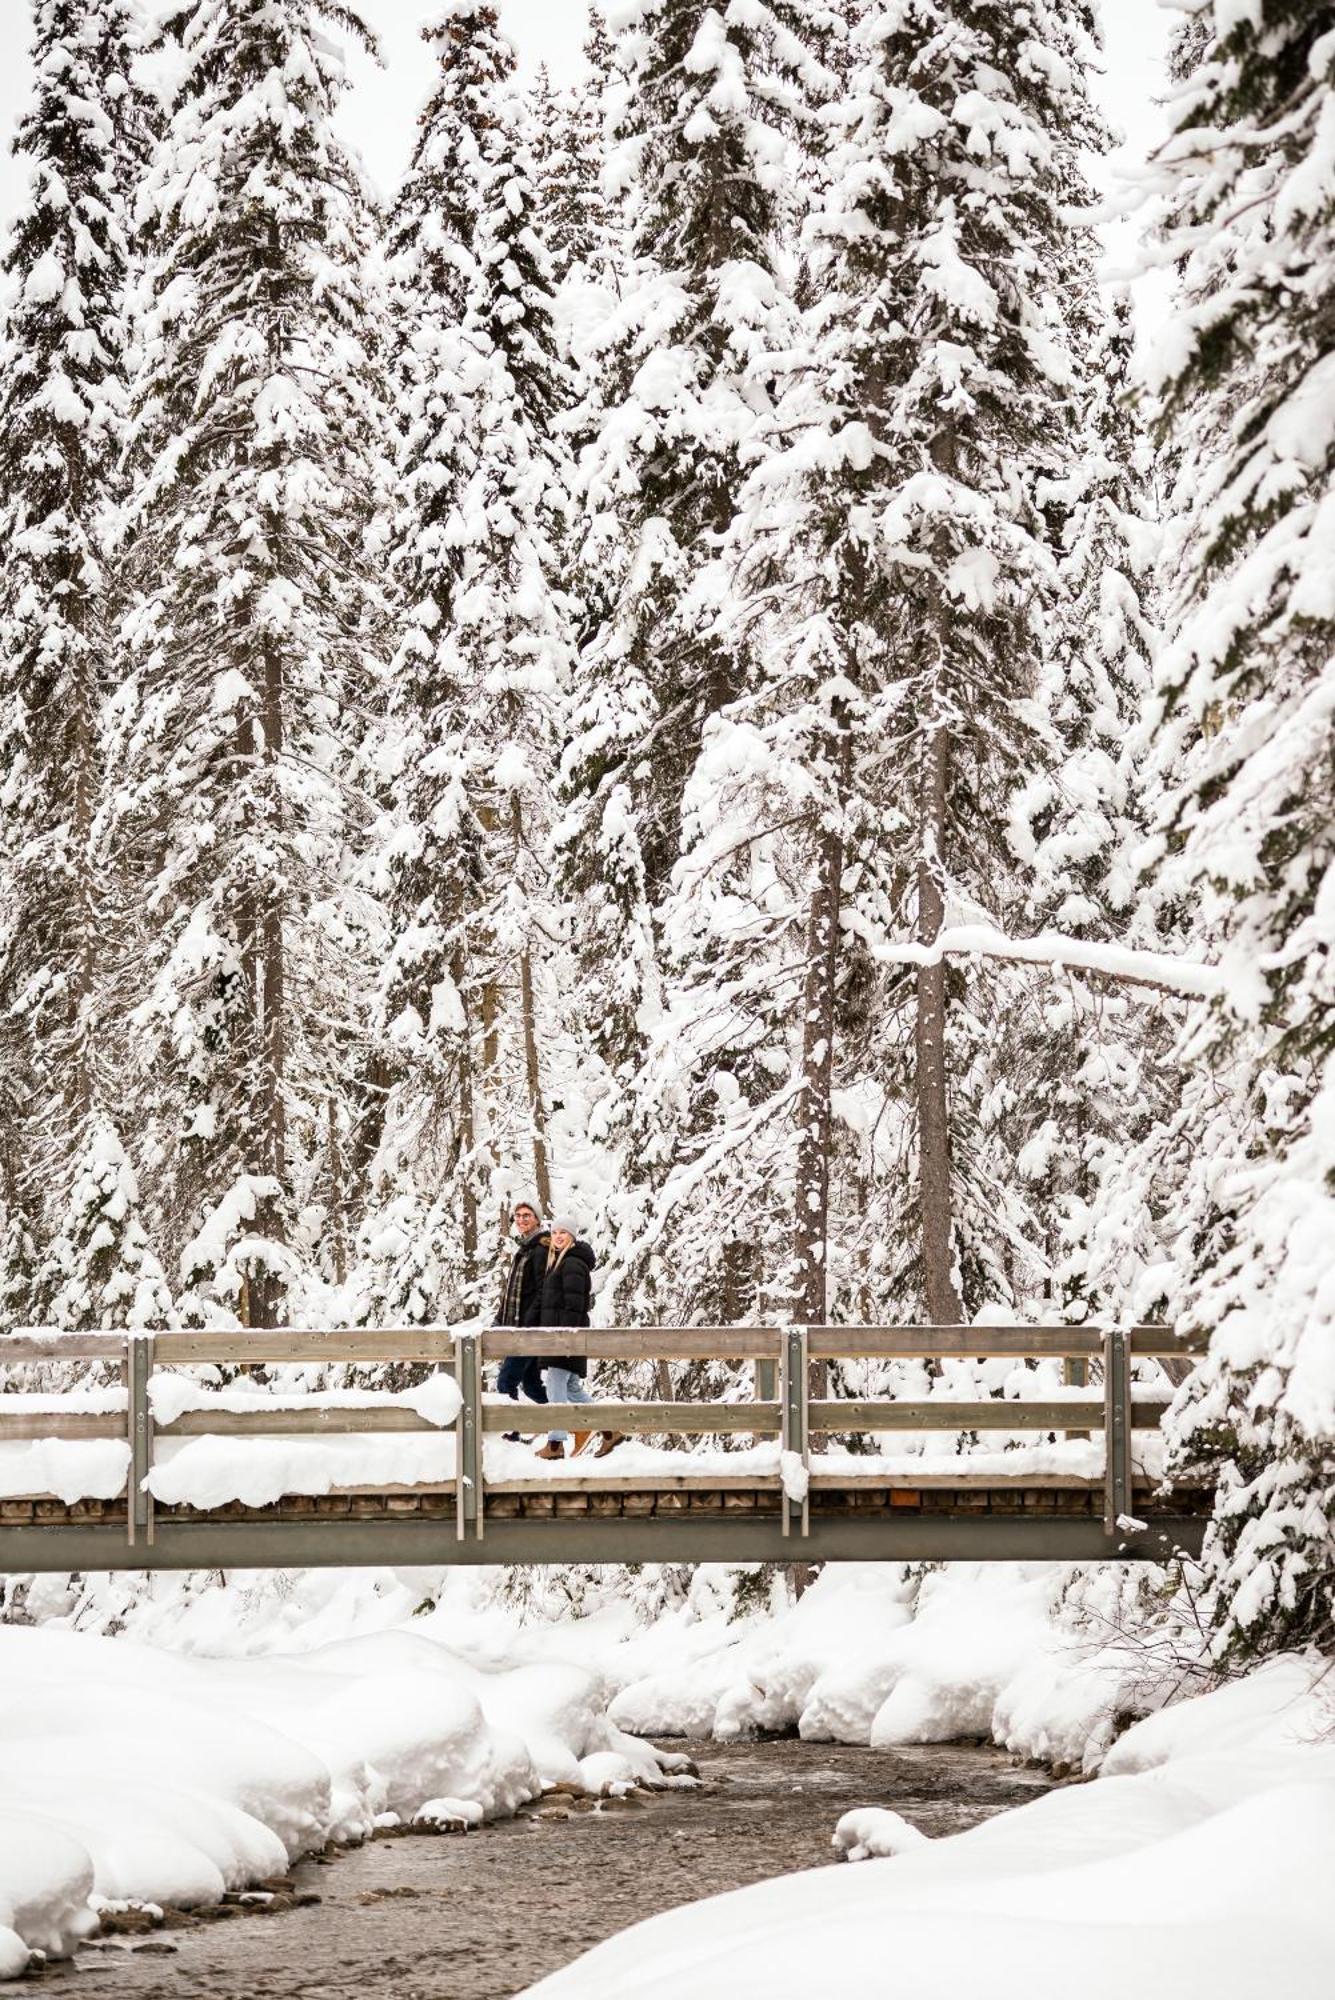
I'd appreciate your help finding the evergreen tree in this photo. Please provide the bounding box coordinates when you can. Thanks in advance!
[652,0,1107,1330]
[1006,294,1169,1321]
[562,0,832,1019]
[0,0,152,1324]
[1145,3,1335,1658]
[556,0,835,1321]
[42,1119,172,1331]
[529,60,606,287]
[108,0,390,1328]
[365,1,574,1310]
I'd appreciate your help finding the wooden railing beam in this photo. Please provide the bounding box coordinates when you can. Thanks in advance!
[482,1401,781,1435]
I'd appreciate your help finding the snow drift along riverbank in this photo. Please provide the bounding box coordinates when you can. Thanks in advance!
[523,1656,1335,2000]
[6,1559,1224,1775]
[0,1625,689,1977]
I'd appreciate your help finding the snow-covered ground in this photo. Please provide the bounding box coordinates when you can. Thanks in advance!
[521,1657,1335,2000]
[6,1560,1186,1773]
[5,1559,1330,1986]
[0,1621,691,1977]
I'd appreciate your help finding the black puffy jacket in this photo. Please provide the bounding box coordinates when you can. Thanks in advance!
[536,1241,596,1376]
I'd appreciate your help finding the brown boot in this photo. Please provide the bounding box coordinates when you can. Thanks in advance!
[533,1440,564,1461]
[593,1432,625,1458]
[572,1431,595,1456]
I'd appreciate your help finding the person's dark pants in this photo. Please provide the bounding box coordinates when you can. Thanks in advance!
[497,1356,548,1404]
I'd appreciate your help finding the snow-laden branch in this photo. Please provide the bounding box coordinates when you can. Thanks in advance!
[869,925,1225,1000]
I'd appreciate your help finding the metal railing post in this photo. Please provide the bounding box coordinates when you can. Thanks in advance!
[1064,1340,1090,1441]
[780,1325,810,1539]
[1102,1327,1130,1538]
[126,1334,154,1548]
[453,1333,483,1542]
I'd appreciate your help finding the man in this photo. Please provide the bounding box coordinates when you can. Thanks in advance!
[496,1201,550,1416]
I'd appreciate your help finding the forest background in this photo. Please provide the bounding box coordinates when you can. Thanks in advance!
[0,0,1330,1668]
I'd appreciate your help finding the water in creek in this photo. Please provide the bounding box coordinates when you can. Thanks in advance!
[51,1739,1054,2000]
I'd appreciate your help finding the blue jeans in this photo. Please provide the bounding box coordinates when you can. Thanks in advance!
[543,1367,594,1445]
[497,1356,548,1404]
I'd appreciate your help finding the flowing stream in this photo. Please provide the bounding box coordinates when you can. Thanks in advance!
[52,1739,1054,1999]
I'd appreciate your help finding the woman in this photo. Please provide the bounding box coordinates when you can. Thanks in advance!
[532,1220,621,1461]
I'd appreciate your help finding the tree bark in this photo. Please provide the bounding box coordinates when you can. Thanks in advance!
[518,940,554,1219]
[326,1096,347,1288]
[452,946,480,1283]
[793,725,852,1415]
[915,725,963,1326]
[793,812,843,1331]
[249,636,288,1330]
[510,797,554,1216]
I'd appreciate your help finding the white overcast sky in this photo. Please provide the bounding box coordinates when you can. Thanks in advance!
[0,0,1175,287]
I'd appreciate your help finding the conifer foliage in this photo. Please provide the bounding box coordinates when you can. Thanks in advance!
[1009,295,1167,1321]
[372,1,574,1310]
[562,2,829,1053]
[0,0,1331,1674]
[1146,3,1335,1658]
[0,0,149,1321]
[657,0,1108,1324]
[108,0,389,1327]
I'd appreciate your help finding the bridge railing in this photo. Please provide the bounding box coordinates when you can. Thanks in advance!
[0,1323,1204,1549]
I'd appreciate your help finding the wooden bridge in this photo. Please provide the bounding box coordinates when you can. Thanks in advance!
[0,1324,1210,1572]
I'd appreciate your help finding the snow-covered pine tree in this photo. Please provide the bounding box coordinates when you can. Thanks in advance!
[556,0,836,1321]
[0,0,154,1325]
[529,58,606,289]
[1143,3,1335,1658]
[656,0,1108,1334]
[366,1,574,1315]
[1006,293,1169,1322]
[107,0,391,1328]
[42,1118,172,1333]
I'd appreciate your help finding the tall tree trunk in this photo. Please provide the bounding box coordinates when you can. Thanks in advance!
[519,940,553,1217]
[452,946,480,1285]
[793,726,851,1419]
[793,814,843,1331]
[347,1047,396,1191]
[326,1097,347,1288]
[511,796,554,1216]
[915,725,963,1326]
[250,634,288,1329]
[71,645,95,1126]
[475,800,503,1232]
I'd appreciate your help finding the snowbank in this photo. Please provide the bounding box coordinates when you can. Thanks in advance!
[0,1623,681,1974]
[604,1562,1206,1774]
[608,1564,1077,1750]
[5,1559,1183,1778]
[520,1658,1335,2000]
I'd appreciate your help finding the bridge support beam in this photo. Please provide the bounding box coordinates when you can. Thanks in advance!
[125,1334,155,1549]
[781,1326,809,1539]
[0,1513,1207,1576]
[1103,1328,1133,1538]
[454,1333,482,1542]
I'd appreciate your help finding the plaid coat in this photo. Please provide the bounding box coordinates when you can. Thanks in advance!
[497,1230,550,1327]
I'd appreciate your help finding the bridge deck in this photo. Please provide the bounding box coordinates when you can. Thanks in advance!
[0,1323,1211,1570]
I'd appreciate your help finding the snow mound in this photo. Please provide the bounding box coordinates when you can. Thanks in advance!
[609,1563,1061,1750]
[520,1666,1335,2000]
[832,1808,929,1861]
[412,1798,484,1831]
[0,1625,672,1975]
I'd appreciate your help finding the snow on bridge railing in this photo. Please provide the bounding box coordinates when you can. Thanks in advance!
[0,1324,1206,1548]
